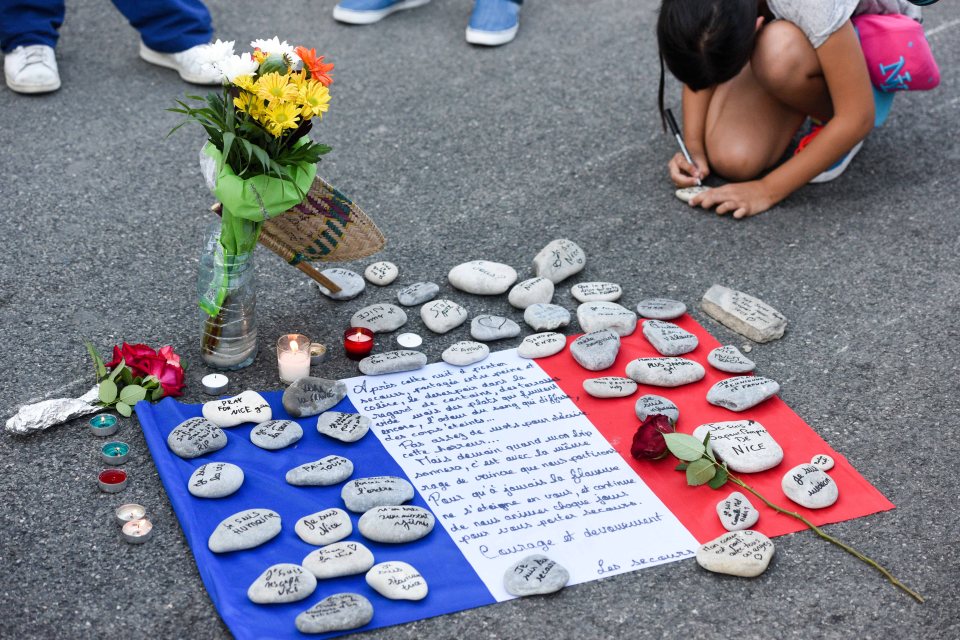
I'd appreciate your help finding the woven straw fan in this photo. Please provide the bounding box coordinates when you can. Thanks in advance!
[212,175,385,294]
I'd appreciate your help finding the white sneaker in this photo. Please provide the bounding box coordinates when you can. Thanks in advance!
[3,45,60,94]
[809,141,864,184]
[139,41,222,85]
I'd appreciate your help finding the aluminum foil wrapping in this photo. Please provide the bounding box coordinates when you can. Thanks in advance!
[5,386,101,435]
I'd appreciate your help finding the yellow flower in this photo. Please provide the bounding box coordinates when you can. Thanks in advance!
[265,101,300,137]
[232,74,255,92]
[235,91,266,119]
[287,69,307,90]
[253,49,267,64]
[255,72,298,103]
[299,79,331,119]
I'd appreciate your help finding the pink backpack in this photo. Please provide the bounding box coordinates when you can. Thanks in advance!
[852,13,940,92]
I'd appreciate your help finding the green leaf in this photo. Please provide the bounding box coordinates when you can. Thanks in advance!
[707,465,729,490]
[675,462,689,471]
[119,384,147,405]
[116,401,132,417]
[98,379,118,404]
[702,431,711,448]
[84,340,107,380]
[119,367,134,386]
[686,458,717,486]
[141,375,160,390]
[664,433,706,462]
[151,387,165,401]
[108,360,125,382]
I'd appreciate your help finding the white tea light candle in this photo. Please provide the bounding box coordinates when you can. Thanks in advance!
[277,334,311,384]
[122,518,153,544]
[201,373,229,395]
[395,332,423,349]
[115,503,146,526]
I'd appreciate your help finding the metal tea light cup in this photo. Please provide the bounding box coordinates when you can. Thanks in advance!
[89,414,119,437]
[100,441,130,465]
[98,469,128,493]
[115,503,146,526]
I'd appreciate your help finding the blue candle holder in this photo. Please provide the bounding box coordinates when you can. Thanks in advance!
[89,414,119,437]
[100,441,130,465]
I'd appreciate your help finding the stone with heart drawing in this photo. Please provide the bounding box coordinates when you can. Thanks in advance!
[706,376,780,411]
[202,390,272,427]
[317,412,370,443]
[247,563,317,604]
[470,314,521,342]
[448,260,518,295]
[716,491,760,531]
[692,420,784,473]
[696,530,774,578]
[642,319,699,356]
[365,561,429,600]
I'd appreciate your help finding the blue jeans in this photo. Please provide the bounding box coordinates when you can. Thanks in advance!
[0,0,213,53]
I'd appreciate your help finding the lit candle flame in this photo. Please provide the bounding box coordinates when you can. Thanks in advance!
[291,340,299,352]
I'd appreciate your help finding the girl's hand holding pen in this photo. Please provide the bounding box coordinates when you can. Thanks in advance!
[668,151,710,187]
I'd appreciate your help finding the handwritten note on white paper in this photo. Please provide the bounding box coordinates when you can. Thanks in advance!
[345,349,698,601]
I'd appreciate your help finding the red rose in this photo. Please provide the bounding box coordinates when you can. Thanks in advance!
[630,414,676,460]
[157,361,186,397]
[102,342,186,398]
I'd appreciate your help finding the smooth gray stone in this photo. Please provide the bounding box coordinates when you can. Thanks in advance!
[706,376,780,411]
[701,285,787,343]
[295,508,353,546]
[717,491,760,532]
[642,319,699,356]
[532,239,586,284]
[582,377,637,398]
[202,390,272,427]
[282,377,348,418]
[350,303,408,333]
[448,260,518,295]
[625,357,705,387]
[303,542,375,580]
[517,332,567,359]
[696,531,774,578]
[188,462,244,499]
[692,420,784,473]
[317,268,366,301]
[358,350,428,376]
[707,345,756,373]
[250,419,303,450]
[570,282,622,303]
[570,329,620,371]
[811,454,835,471]
[208,508,281,553]
[503,554,570,596]
[247,563,316,604]
[358,506,436,544]
[341,476,415,513]
[396,282,440,307]
[523,303,571,331]
[295,593,374,634]
[577,301,638,336]
[420,299,468,333]
[781,463,839,509]
[365,561,428,600]
[316,412,370,443]
[442,341,490,366]
[636,298,687,320]
[508,277,555,309]
[167,417,227,459]
[286,456,354,487]
[470,314,521,341]
[634,394,680,424]
[364,261,398,286]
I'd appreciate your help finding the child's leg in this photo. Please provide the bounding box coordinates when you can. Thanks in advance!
[703,20,831,182]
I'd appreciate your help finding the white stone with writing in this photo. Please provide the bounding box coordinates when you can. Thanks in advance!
[642,320,699,356]
[675,185,711,203]
[341,476,415,512]
[302,542,376,579]
[397,281,440,307]
[359,350,428,376]
[317,268,366,301]
[202,390,272,427]
[364,261,399,286]
[707,376,780,411]
[570,282,621,303]
[295,508,353,546]
[421,299,469,334]
[317,412,370,443]
[692,420,784,473]
[358,506,435,543]
[570,329,620,371]
[811,454,835,471]
[208,508,282,553]
[188,461,244,498]
[517,332,567,359]
[365,561,428,600]
[167,417,227,459]
[781,464,839,509]
[701,285,787,343]
[533,239,586,283]
[636,298,687,320]
[295,593,374,634]
[524,303,571,332]
[582,376,637,398]
[351,303,408,333]
[634,395,679,424]
[471,315,521,342]
[508,277,555,309]
[247,563,317,604]
[696,530,774,578]
[286,455,354,486]
[707,345,756,373]
[282,377,348,418]
[442,341,490,366]
[504,554,570,596]
[250,419,303,450]
[577,302,638,337]
[448,260,518,295]
[716,491,760,531]
[625,358,705,387]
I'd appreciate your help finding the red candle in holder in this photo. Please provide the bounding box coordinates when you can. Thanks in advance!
[344,327,374,360]
[98,468,128,493]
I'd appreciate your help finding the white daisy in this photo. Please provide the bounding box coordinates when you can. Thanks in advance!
[216,52,258,82]
[198,38,235,65]
[249,37,300,64]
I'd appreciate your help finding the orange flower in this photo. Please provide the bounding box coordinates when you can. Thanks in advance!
[294,46,334,87]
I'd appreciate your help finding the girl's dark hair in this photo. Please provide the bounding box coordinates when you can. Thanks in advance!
[656,0,759,128]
